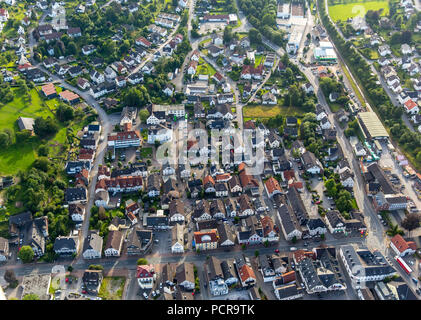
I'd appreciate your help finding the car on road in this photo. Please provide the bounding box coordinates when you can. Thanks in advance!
[315,201,321,204]
[82,290,87,294]
[290,247,297,251]
[143,292,148,299]
[274,249,280,254]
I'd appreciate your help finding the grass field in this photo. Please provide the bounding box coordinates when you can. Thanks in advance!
[0,88,54,131]
[243,105,303,119]
[254,55,265,68]
[0,87,84,175]
[196,58,217,76]
[98,277,126,300]
[328,1,389,22]
[140,147,153,158]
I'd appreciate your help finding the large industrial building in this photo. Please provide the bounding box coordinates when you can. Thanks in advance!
[357,112,389,140]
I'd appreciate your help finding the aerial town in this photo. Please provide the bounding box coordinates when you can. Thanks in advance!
[0,0,420,303]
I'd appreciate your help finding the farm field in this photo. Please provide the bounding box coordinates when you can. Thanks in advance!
[328,1,389,22]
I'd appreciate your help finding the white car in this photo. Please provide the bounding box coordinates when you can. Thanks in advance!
[143,292,148,299]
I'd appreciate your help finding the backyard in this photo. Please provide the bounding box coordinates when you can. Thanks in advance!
[328,0,389,22]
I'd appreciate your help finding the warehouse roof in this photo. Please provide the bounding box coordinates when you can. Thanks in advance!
[358,112,389,139]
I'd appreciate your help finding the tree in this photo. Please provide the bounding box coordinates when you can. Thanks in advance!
[401,213,420,236]
[123,87,150,108]
[223,26,233,44]
[0,131,12,148]
[18,246,34,263]
[56,103,75,122]
[33,117,59,138]
[4,269,17,285]
[137,258,148,265]
[249,28,262,44]
[38,145,49,157]
[139,109,150,123]
[66,41,77,55]
[33,157,50,172]
[386,224,404,237]
[254,250,259,257]
[88,264,104,270]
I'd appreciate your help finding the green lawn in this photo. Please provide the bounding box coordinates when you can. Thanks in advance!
[254,55,265,68]
[140,147,153,158]
[328,1,389,22]
[199,38,212,47]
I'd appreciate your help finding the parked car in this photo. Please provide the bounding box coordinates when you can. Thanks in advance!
[143,292,148,299]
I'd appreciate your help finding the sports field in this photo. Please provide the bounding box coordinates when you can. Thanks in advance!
[328,1,389,21]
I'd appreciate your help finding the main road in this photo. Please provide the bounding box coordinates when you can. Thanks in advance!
[0,237,364,278]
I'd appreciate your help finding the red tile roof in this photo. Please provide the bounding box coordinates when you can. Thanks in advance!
[59,90,79,102]
[215,173,231,182]
[244,120,256,130]
[136,265,155,278]
[265,177,282,195]
[283,170,295,181]
[404,99,417,110]
[203,175,215,186]
[96,176,143,191]
[391,234,416,253]
[239,170,258,189]
[193,229,218,244]
[281,271,296,284]
[293,250,315,263]
[288,181,303,190]
[261,215,275,237]
[41,83,56,96]
[136,36,151,47]
[108,131,140,141]
[239,264,256,283]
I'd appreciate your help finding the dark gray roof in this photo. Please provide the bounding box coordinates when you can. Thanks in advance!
[286,188,308,225]
[307,218,326,230]
[275,283,302,299]
[9,211,32,227]
[65,187,87,202]
[278,204,302,235]
[54,236,77,251]
[367,163,395,194]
